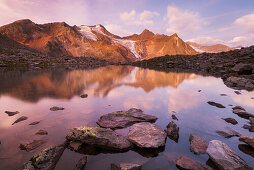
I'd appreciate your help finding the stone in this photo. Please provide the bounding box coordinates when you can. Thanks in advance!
[68,141,82,151]
[232,63,253,75]
[80,94,88,98]
[206,140,251,170]
[29,121,40,125]
[35,129,48,135]
[66,126,132,151]
[73,156,87,170]
[216,127,241,138]
[189,134,208,154]
[239,136,254,148]
[50,106,64,111]
[220,94,227,96]
[97,108,158,129]
[5,111,19,116]
[225,77,254,90]
[232,106,245,111]
[22,142,66,170]
[243,124,251,130]
[232,109,254,119]
[19,139,47,152]
[238,144,254,158]
[249,117,254,132]
[12,116,28,125]
[207,101,226,108]
[171,114,178,121]
[128,122,166,148]
[222,118,238,125]
[166,121,179,142]
[176,156,212,170]
[111,163,142,170]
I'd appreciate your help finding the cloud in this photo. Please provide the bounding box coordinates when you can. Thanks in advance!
[166,6,205,35]
[187,36,224,45]
[234,13,254,34]
[120,10,160,27]
[104,24,134,37]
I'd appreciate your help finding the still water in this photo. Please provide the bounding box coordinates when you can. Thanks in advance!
[0,66,253,170]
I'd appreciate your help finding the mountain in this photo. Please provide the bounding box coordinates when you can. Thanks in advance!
[0,19,198,63]
[186,41,234,53]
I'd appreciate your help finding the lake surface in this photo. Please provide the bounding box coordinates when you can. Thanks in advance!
[0,65,253,170]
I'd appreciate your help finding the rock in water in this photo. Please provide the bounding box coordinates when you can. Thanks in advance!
[111,163,142,170]
[22,142,66,170]
[171,114,178,120]
[73,156,87,170]
[19,139,47,152]
[216,127,241,138]
[68,141,82,151]
[66,126,132,151]
[206,140,251,170]
[232,106,245,111]
[29,121,40,125]
[80,94,88,98]
[176,156,212,170]
[50,106,64,111]
[35,129,48,135]
[97,108,158,129]
[222,118,238,125]
[166,121,179,142]
[12,116,28,125]
[207,101,226,108]
[5,111,19,116]
[128,122,166,148]
[239,136,254,149]
[189,134,208,154]
[232,108,254,119]
[249,117,254,132]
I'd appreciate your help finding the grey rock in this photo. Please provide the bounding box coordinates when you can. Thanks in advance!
[128,122,166,148]
[206,140,251,170]
[5,111,19,116]
[35,129,48,135]
[12,116,28,125]
[66,126,132,151]
[189,134,208,154]
[97,108,157,129]
[19,139,47,152]
[176,156,212,170]
[239,136,254,149]
[222,118,238,125]
[166,121,179,142]
[207,101,226,108]
[73,156,87,170]
[50,106,64,111]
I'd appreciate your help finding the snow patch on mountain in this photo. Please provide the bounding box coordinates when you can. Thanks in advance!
[115,39,142,59]
[189,45,205,53]
[78,26,97,41]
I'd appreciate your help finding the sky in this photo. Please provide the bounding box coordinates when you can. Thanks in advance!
[0,0,254,47]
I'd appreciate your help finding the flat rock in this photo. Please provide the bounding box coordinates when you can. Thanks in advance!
[207,101,226,108]
[19,139,47,152]
[80,94,88,98]
[35,129,48,135]
[12,116,28,125]
[97,108,158,129]
[68,141,82,151]
[5,111,19,116]
[50,106,64,111]
[23,142,66,170]
[128,122,166,148]
[239,136,254,148]
[29,121,40,125]
[176,156,212,170]
[216,127,241,138]
[73,156,87,170]
[206,140,251,170]
[166,121,179,142]
[189,134,208,154]
[222,118,238,125]
[66,126,132,151]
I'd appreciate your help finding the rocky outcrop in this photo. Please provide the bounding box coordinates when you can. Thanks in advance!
[232,63,253,75]
[128,122,166,148]
[239,136,254,148]
[207,101,226,108]
[176,156,212,170]
[165,121,179,142]
[206,140,251,170]
[97,108,158,129]
[189,134,208,154]
[66,126,132,151]
[225,76,254,90]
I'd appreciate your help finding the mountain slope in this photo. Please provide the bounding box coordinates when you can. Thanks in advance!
[186,41,234,53]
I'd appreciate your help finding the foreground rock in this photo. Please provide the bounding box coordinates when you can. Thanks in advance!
[166,121,179,142]
[23,142,66,170]
[232,106,254,119]
[207,101,226,108]
[239,136,254,148]
[222,118,238,125]
[66,126,132,151]
[29,121,40,125]
[5,111,19,116]
[216,127,241,138]
[97,108,158,129]
[206,140,251,170]
[19,139,47,152]
[35,129,48,135]
[128,122,166,148]
[73,156,87,170]
[80,94,88,98]
[12,116,28,125]
[232,63,253,75]
[50,106,64,111]
[176,156,212,170]
[111,163,142,170]
[189,134,208,154]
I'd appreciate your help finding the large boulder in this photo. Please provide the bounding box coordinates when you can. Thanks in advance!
[176,156,212,170]
[189,134,208,154]
[206,140,251,170]
[239,136,254,149]
[232,63,253,75]
[66,126,132,151]
[97,108,158,129]
[128,122,166,148]
[166,121,179,142]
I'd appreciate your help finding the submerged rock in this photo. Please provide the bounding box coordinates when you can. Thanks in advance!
[29,121,40,125]
[216,127,241,138]
[207,101,226,108]
[35,129,48,135]
[19,139,47,152]
[239,136,254,149]
[222,118,238,125]
[97,108,158,129]
[73,156,87,170]
[50,106,64,111]
[66,126,132,151]
[128,122,166,148]
[166,121,179,142]
[189,134,208,154]
[111,163,142,170]
[5,111,19,116]
[23,142,66,170]
[80,94,88,98]
[206,140,251,170]
[171,114,178,121]
[68,141,82,151]
[12,116,28,125]
[176,156,212,170]
[232,108,254,119]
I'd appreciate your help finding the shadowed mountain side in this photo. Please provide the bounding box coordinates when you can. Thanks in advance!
[0,66,197,102]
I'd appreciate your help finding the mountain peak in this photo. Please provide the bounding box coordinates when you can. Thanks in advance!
[141,29,154,36]
[171,33,179,38]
